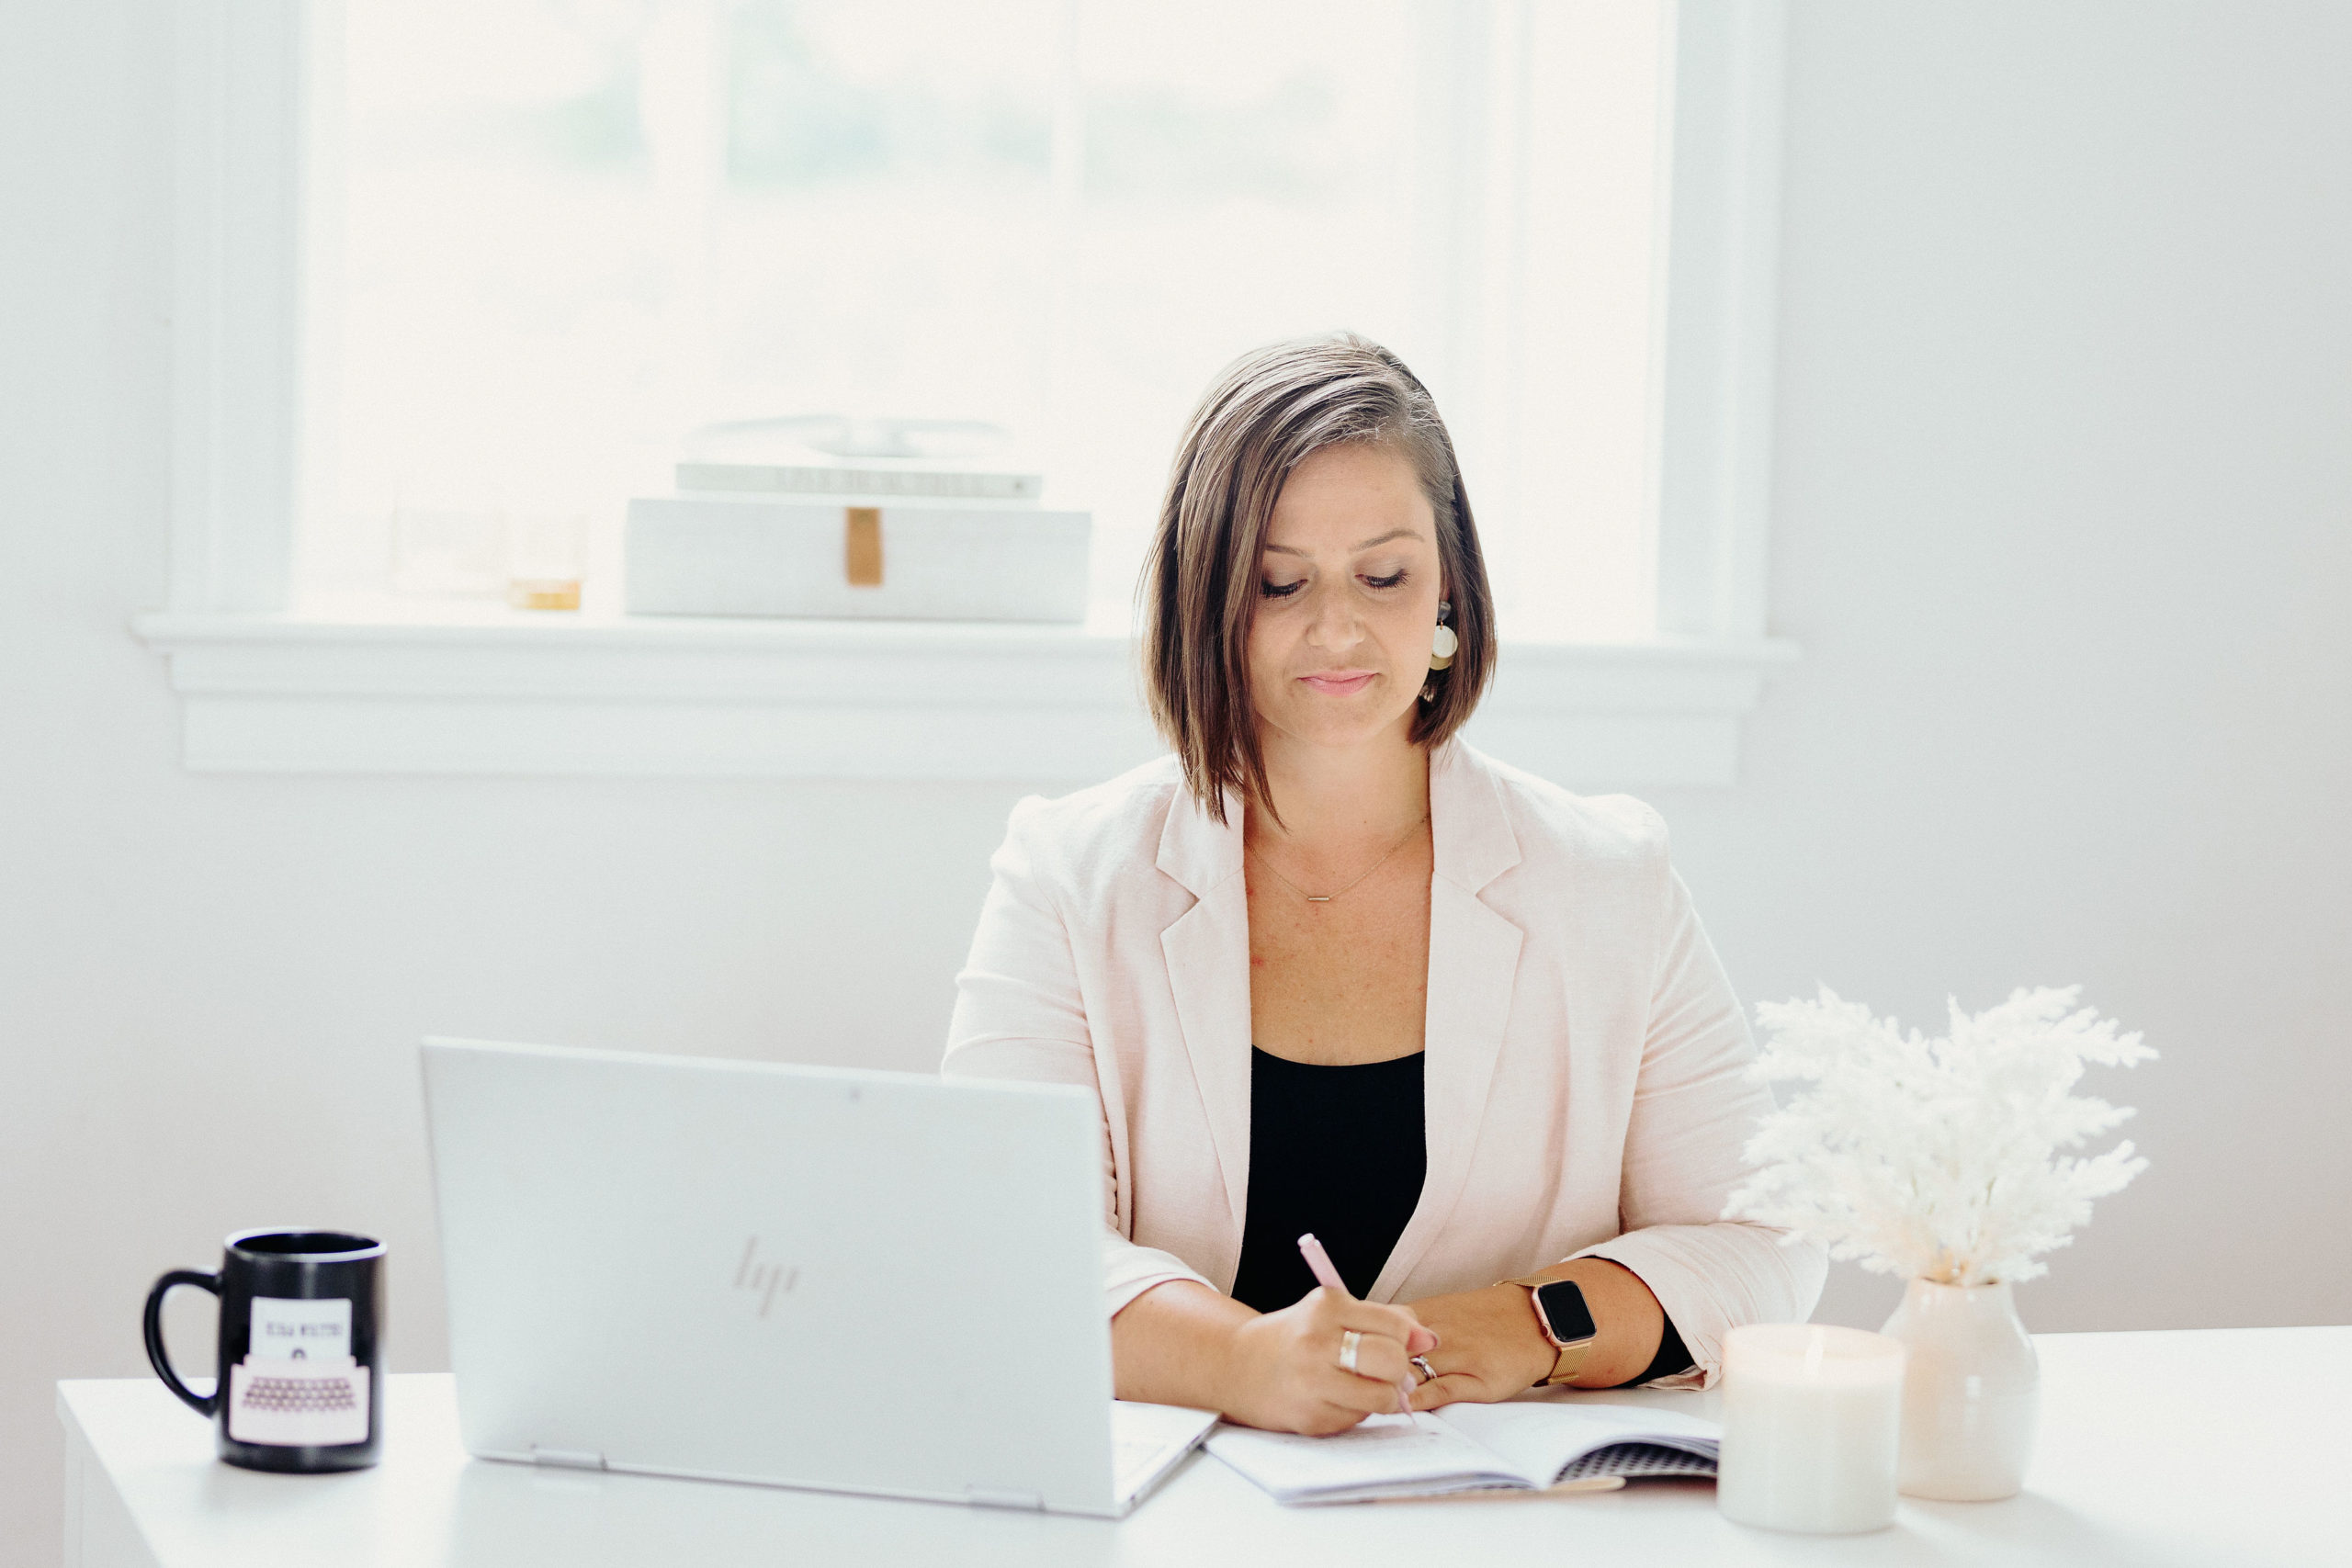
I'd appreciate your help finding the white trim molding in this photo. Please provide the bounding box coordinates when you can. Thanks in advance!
[171,0,309,614]
[132,612,1796,786]
[1655,0,1788,639]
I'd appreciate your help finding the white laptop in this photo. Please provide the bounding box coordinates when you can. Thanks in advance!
[419,1036,1216,1517]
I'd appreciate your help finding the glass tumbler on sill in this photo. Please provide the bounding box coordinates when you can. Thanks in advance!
[504,512,589,611]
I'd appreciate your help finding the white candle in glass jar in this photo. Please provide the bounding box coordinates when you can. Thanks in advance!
[1716,1324,1905,1534]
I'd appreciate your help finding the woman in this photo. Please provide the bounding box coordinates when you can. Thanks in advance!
[944,333,1823,1436]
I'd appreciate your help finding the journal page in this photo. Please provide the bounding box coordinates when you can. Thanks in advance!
[1205,1413,1540,1504]
[1436,1400,1721,1484]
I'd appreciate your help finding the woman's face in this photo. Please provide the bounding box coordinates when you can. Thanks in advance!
[1248,441,1444,760]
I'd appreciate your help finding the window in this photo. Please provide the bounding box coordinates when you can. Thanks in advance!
[144,0,1794,784]
[313,0,1669,637]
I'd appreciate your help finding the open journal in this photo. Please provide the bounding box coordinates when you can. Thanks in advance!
[1206,1401,1721,1506]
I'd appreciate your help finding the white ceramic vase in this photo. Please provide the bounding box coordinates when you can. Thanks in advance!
[1878,1277,2040,1500]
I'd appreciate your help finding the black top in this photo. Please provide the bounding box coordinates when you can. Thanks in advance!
[1229,1045,1695,1387]
[1231,1048,1430,1311]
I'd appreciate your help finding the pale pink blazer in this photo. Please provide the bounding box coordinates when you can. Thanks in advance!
[943,739,1825,1385]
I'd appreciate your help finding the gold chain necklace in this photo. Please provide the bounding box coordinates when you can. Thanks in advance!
[1246,812,1430,904]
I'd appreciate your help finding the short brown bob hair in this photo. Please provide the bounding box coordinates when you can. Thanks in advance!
[1140,333,1497,821]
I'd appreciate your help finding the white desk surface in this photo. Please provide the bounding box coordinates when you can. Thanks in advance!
[60,1327,2348,1568]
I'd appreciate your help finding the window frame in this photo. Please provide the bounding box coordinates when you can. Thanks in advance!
[139,0,1795,787]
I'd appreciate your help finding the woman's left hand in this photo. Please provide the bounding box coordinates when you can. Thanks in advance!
[1408,1259,1671,1404]
[1402,1283,1555,1409]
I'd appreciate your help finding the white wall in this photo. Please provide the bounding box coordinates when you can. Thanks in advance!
[1649,0,2352,1337]
[5,1,2348,1561]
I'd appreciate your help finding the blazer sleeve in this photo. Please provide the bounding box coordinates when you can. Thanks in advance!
[1571,863,1827,1387]
[940,795,1214,1317]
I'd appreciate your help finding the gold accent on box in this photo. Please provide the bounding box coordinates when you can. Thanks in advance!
[845,507,884,586]
[507,579,582,611]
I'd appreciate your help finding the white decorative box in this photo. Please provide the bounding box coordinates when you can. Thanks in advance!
[624,494,1091,622]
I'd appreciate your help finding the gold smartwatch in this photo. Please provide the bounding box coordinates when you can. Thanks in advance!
[1507,1274,1600,1385]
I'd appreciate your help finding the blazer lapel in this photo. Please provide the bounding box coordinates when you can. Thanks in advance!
[1372,742,1523,1302]
[1156,788,1253,1272]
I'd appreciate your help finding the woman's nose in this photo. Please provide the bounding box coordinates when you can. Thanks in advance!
[1302,580,1365,649]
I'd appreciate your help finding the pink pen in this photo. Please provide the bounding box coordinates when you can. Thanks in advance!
[1297,1232,1424,1430]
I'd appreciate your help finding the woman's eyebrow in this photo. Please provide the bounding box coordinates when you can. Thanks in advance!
[1261,527,1424,558]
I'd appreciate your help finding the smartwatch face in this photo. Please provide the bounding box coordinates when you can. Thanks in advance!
[1534,1280,1598,1344]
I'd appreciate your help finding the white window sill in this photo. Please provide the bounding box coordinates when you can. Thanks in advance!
[131,604,1798,786]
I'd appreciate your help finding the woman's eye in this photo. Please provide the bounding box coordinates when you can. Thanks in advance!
[1260,580,1306,599]
[1363,570,1408,590]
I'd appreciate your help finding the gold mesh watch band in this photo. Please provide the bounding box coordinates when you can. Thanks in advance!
[1506,1273,1596,1385]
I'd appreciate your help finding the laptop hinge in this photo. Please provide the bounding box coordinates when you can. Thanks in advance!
[965,1485,1045,1511]
[529,1446,607,1471]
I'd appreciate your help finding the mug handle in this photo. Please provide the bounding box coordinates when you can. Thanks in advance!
[142,1269,222,1417]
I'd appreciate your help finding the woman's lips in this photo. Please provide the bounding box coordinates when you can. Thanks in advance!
[1298,671,1378,696]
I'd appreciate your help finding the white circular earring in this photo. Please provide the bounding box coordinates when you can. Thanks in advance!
[1429,601,1458,671]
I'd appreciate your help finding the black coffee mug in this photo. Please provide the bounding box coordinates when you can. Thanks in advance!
[143,1228,384,1472]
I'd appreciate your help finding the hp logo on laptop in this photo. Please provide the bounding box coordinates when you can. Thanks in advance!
[732,1237,798,1317]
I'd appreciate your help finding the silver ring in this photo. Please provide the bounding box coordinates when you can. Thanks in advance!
[1340,1329,1363,1375]
[1411,1355,1437,1384]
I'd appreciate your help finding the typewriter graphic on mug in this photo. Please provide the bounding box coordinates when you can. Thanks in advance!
[227,1295,371,1447]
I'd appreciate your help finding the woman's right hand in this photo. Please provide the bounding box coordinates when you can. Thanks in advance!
[1220,1287,1439,1435]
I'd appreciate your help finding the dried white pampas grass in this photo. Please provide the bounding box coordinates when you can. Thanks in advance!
[1723,986,2154,1286]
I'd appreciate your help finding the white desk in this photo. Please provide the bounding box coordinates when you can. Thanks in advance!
[60,1327,2347,1567]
